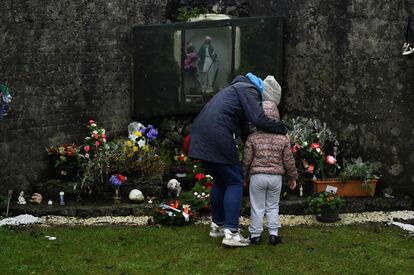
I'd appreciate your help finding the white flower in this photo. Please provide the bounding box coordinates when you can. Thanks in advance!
[316,148,321,153]
[137,139,146,148]
[197,195,201,198]
[102,138,106,143]
[201,192,205,196]
[91,123,97,127]
[206,175,213,179]
[303,141,308,146]
[194,192,198,196]
[92,130,98,135]
[194,165,197,168]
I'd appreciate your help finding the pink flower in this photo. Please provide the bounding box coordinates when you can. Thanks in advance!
[89,119,95,124]
[93,134,99,139]
[85,153,90,159]
[307,164,315,173]
[326,155,337,165]
[84,145,90,152]
[310,143,320,149]
[95,141,100,146]
[101,133,106,138]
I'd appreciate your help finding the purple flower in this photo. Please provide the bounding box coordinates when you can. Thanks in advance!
[146,127,158,143]
[110,175,122,187]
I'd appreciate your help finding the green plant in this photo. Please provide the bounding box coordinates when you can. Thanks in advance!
[176,7,207,22]
[307,192,345,214]
[340,158,380,182]
[287,117,339,149]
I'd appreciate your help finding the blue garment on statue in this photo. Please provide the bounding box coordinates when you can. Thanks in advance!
[0,100,8,120]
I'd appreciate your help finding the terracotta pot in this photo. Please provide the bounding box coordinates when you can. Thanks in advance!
[313,178,378,197]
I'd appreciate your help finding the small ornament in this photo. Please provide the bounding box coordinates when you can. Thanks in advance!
[59,191,65,206]
[299,185,303,197]
[167,179,182,197]
[129,189,144,202]
[30,193,43,204]
[110,174,126,204]
[17,191,27,205]
[48,200,53,205]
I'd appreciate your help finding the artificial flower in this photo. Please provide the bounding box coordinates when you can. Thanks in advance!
[292,143,300,154]
[84,145,90,152]
[89,119,95,124]
[195,173,205,181]
[326,155,337,165]
[311,143,320,149]
[204,181,213,189]
[307,164,315,173]
[91,123,97,127]
[101,133,106,138]
[92,130,98,135]
[134,131,142,137]
[137,139,146,148]
[95,141,100,146]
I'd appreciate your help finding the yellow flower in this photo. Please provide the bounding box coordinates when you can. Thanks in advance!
[127,140,133,147]
[127,153,133,158]
[142,146,149,152]
[134,131,142,137]
[133,146,138,152]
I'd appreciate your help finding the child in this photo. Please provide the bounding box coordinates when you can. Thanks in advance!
[243,99,298,245]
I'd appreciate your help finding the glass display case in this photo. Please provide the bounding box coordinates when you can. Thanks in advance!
[132,16,284,118]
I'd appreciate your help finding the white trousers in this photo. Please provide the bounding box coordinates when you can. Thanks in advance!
[249,174,282,237]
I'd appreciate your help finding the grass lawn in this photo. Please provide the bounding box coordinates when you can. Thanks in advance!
[0,224,413,274]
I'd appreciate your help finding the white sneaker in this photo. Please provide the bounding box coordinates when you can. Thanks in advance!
[222,229,250,247]
[209,222,225,237]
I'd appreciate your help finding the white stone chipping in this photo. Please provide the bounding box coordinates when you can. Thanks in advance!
[1,211,413,231]
[0,214,40,226]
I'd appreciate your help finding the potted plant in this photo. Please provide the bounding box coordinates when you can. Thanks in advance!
[312,158,380,197]
[307,191,345,223]
[47,144,81,180]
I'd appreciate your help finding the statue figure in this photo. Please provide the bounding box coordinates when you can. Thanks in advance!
[17,191,26,205]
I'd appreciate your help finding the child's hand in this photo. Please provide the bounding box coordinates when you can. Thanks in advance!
[288,180,297,190]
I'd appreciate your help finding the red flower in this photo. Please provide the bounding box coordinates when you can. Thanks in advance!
[307,164,315,173]
[101,133,106,139]
[310,143,320,149]
[116,174,126,183]
[204,181,213,189]
[95,141,100,146]
[93,134,99,139]
[195,173,205,181]
[84,145,90,152]
[179,153,185,162]
[292,143,300,154]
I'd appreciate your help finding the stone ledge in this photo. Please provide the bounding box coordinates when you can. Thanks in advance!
[2,196,412,218]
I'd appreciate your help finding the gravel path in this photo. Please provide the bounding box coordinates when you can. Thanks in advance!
[1,211,413,229]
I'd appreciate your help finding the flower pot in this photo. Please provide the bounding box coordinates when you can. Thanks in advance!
[312,178,378,197]
[317,206,339,223]
[55,165,79,181]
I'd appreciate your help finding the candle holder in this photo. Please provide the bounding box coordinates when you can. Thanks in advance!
[113,188,121,204]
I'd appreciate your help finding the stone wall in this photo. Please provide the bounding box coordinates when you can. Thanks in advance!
[1,0,414,196]
[0,0,168,194]
[169,0,414,195]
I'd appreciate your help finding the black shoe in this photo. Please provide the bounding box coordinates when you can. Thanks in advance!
[250,236,261,245]
[269,235,282,245]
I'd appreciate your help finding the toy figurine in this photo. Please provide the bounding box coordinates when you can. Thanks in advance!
[167,179,182,198]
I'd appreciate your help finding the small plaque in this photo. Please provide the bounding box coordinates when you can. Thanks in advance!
[325,185,337,194]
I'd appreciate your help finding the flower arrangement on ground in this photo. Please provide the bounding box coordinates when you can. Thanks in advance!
[307,191,345,222]
[152,200,192,226]
[82,120,108,160]
[288,116,340,180]
[180,173,213,213]
[47,144,80,167]
[110,173,126,203]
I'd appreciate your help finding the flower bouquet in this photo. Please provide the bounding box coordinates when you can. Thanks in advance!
[110,173,126,203]
[152,200,192,226]
[82,120,108,160]
[47,144,80,180]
